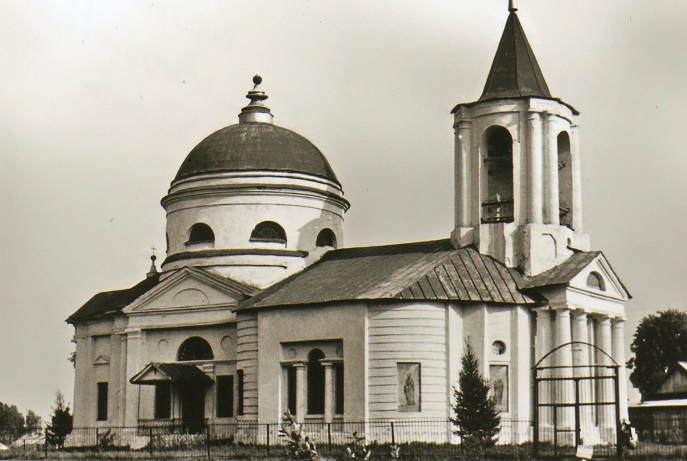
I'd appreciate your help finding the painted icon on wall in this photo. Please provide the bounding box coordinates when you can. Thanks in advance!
[489,364,508,413]
[397,362,421,412]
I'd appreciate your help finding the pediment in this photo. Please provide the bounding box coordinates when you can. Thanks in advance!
[123,267,254,315]
[568,253,630,302]
[93,354,110,365]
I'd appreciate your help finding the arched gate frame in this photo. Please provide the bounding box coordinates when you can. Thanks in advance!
[533,341,621,458]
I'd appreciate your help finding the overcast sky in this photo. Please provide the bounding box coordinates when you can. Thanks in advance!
[2,0,686,419]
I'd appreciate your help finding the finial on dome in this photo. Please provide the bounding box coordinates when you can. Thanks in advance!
[239,74,274,124]
[508,0,518,12]
[146,246,159,278]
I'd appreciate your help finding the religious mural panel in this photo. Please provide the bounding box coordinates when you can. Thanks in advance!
[397,362,421,412]
[489,364,508,413]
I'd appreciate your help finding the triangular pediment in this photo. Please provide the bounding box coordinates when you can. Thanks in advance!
[568,253,630,302]
[123,266,257,315]
[93,354,110,365]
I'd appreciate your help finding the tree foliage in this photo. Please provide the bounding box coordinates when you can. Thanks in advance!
[628,309,687,399]
[46,392,73,448]
[25,410,42,433]
[0,402,25,436]
[451,340,500,451]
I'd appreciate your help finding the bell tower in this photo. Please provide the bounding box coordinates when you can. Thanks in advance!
[450,4,589,276]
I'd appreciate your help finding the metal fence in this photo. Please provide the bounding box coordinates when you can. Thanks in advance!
[2,419,533,459]
[5,417,687,459]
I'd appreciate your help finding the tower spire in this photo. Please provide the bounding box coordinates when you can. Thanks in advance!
[146,247,158,278]
[479,8,551,102]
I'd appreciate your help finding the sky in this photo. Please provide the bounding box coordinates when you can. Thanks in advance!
[1,0,686,420]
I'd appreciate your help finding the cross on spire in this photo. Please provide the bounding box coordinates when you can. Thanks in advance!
[509,0,518,12]
[151,245,156,257]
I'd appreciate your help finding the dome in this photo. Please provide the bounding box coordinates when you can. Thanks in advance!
[174,123,340,184]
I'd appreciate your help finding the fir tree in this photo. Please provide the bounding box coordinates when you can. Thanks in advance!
[46,392,73,448]
[451,340,500,451]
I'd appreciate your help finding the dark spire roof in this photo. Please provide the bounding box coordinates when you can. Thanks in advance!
[479,11,551,102]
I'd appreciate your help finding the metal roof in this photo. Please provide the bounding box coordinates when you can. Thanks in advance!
[67,274,160,324]
[174,123,340,185]
[67,267,256,324]
[518,251,601,289]
[237,239,536,310]
[130,362,214,386]
[480,11,551,102]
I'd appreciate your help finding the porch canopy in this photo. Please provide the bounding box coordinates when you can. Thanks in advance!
[130,362,214,386]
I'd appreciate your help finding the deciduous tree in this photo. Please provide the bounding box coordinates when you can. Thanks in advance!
[627,309,687,399]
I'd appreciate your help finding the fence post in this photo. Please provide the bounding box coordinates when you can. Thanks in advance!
[148,427,153,455]
[390,422,395,445]
[44,427,48,457]
[266,423,271,455]
[206,422,211,459]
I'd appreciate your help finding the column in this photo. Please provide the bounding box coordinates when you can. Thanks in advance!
[295,363,307,423]
[534,309,553,438]
[596,316,614,441]
[570,124,583,231]
[527,112,544,224]
[455,120,473,228]
[554,308,574,440]
[612,319,629,420]
[572,311,594,443]
[323,363,334,423]
[544,113,560,225]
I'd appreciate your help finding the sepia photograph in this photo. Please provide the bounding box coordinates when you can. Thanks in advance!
[1,0,687,458]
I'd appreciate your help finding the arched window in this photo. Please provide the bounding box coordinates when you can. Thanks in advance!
[250,221,286,244]
[307,349,325,415]
[316,229,337,248]
[188,223,215,244]
[586,272,606,291]
[177,337,214,361]
[482,126,514,223]
[558,132,573,228]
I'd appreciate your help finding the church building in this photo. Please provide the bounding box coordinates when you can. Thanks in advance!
[67,4,630,446]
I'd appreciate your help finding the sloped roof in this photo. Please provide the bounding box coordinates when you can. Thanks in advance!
[67,274,160,324]
[67,267,257,324]
[517,251,601,289]
[480,12,551,102]
[237,239,536,310]
[130,362,214,386]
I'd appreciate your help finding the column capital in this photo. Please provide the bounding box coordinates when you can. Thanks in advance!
[571,309,588,320]
[527,111,543,120]
[553,307,571,316]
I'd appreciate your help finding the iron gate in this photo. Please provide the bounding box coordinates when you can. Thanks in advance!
[533,341,620,458]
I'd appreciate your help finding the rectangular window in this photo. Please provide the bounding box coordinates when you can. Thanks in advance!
[216,375,234,418]
[155,382,171,419]
[334,362,344,415]
[237,370,244,416]
[96,382,108,421]
[286,366,297,416]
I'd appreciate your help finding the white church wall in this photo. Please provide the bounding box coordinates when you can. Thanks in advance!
[250,303,368,422]
[367,302,447,419]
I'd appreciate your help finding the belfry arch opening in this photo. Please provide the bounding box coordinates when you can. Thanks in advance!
[558,131,573,228]
[482,126,514,223]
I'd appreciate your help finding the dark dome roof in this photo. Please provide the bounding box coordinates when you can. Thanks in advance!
[174,123,340,184]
